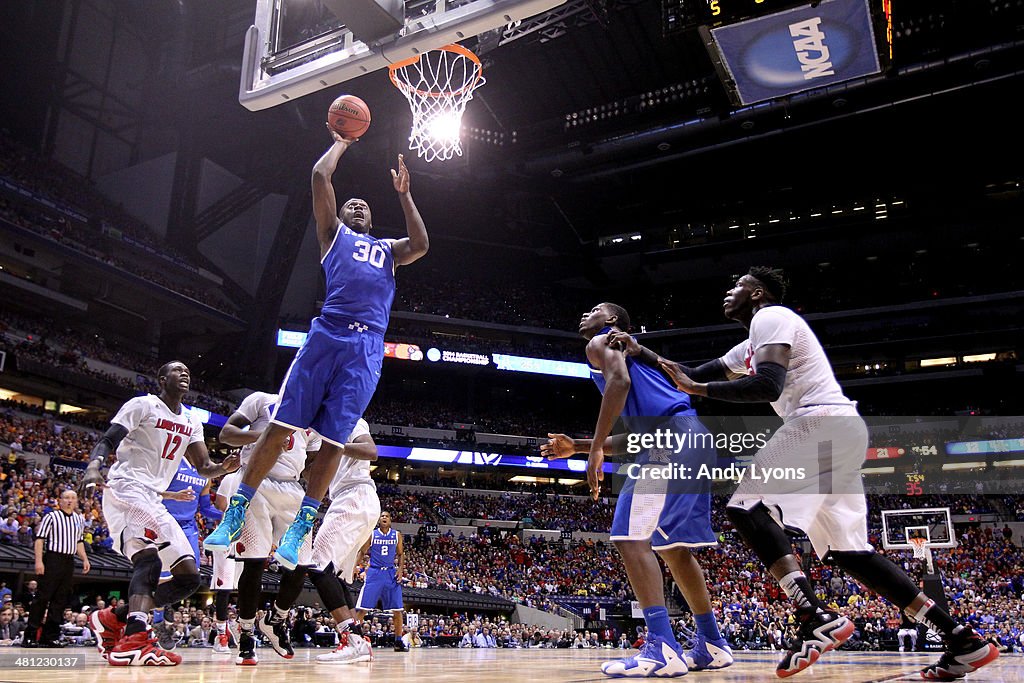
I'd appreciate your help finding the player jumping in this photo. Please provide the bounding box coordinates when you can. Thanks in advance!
[204,125,428,569]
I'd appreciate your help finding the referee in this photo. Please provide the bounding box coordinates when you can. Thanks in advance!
[23,489,90,647]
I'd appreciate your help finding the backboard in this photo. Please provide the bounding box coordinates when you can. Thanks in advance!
[880,507,957,550]
[239,0,567,111]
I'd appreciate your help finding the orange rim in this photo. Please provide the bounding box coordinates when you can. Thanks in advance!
[388,43,483,98]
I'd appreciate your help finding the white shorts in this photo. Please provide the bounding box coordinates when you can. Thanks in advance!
[727,405,872,558]
[210,548,239,590]
[235,478,312,563]
[103,479,194,569]
[310,483,380,577]
[217,470,242,502]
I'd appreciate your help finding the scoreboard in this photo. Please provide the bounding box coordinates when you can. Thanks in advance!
[663,0,813,35]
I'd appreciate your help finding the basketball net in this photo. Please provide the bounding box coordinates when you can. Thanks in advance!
[910,538,934,574]
[389,44,485,162]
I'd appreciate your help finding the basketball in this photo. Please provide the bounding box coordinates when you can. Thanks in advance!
[327,94,371,139]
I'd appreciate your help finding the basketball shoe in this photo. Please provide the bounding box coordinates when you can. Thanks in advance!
[90,606,126,660]
[108,629,181,666]
[274,505,317,570]
[601,635,688,677]
[680,628,733,671]
[212,630,231,654]
[257,611,294,659]
[151,618,178,650]
[920,627,999,680]
[776,610,855,678]
[203,494,249,551]
[236,631,258,666]
[316,631,374,664]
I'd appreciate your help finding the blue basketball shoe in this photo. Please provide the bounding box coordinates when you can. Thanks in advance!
[203,495,249,551]
[601,635,688,678]
[273,505,317,570]
[680,628,734,671]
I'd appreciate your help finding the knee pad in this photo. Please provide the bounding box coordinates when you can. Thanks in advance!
[829,550,920,608]
[726,504,793,568]
[129,552,162,597]
[153,571,201,607]
[309,566,347,613]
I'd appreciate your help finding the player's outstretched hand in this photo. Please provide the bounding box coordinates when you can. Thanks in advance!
[166,488,196,502]
[605,330,640,356]
[541,433,576,460]
[325,122,357,145]
[391,154,410,193]
[658,359,698,394]
[221,453,241,474]
[587,446,605,501]
[81,460,104,495]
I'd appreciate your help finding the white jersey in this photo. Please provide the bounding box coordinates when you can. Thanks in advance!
[721,305,855,420]
[235,391,321,481]
[108,395,206,492]
[328,419,373,499]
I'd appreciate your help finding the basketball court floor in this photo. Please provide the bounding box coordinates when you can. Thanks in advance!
[0,647,1019,682]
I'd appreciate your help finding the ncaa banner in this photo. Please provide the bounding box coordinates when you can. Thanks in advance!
[709,0,881,105]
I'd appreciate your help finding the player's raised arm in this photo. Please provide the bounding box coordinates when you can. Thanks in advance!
[541,433,630,459]
[312,126,354,254]
[388,154,428,266]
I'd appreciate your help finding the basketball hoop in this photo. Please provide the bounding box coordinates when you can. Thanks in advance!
[388,44,485,162]
[909,537,929,560]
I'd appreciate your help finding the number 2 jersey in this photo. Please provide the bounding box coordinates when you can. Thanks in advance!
[108,395,205,492]
[368,527,400,570]
[320,224,395,332]
[235,391,322,481]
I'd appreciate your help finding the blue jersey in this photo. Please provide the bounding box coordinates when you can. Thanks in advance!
[320,225,395,332]
[162,458,207,523]
[589,327,696,418]
[368,528,400,570]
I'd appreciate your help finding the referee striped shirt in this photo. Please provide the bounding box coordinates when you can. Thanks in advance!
[36,510,85,555]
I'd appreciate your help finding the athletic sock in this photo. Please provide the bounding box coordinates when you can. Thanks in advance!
[236,482,256,503]
[216,621,226,634]
[779,571,824,611]
[273,604,289,622]
[910,599,961,639]
[301,495,320,511]
[125,611,149,636]
[240,617,255,633]
[694,612,722,641]
[337,618,353,634]
[642,606,677,645]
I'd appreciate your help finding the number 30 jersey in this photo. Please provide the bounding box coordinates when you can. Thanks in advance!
[320,225,395,332]
[108,395,206,492]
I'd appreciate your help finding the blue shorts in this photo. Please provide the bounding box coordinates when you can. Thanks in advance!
[273,316,384,447]
[161,519,200,580]
[609,416,717,550]
[357,567,403,611]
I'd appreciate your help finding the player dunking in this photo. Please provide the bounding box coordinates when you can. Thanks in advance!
[613,267,999,679]
[355,511,408,653]
[544,303,731,678]
[216,390,322,666]
[83,361,239,666]
[262,418,380,665]
[205,125,429,568]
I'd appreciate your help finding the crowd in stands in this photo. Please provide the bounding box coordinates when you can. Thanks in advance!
[1,312,233,414]
[431,491,613,532]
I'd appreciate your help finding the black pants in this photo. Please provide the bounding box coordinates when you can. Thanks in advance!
[27,552,75,642]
